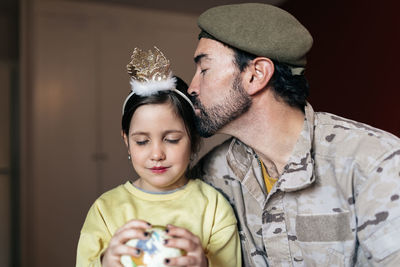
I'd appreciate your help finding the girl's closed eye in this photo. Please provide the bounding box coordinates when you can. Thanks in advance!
[135,139,149,146]
[164,133,182,144]
[165,138,180,144]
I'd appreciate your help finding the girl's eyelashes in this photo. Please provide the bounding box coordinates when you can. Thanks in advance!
[135,140,149,145]
[165,138,180,144]
[134,138,181,145]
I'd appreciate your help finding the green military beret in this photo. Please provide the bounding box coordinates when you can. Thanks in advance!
[198,3,313,69]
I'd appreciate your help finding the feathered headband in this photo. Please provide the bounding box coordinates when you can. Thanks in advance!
[122,47,195,114]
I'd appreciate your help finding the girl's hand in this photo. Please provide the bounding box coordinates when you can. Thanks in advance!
[163,224,208,267]
[101,219,151,267]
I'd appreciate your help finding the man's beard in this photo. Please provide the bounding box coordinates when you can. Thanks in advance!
[191,74,252,138]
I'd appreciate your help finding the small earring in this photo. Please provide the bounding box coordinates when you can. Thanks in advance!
[128,155,131,160]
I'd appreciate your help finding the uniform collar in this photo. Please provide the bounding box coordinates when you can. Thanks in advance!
[226,138,255,181]
[277,102,315,192]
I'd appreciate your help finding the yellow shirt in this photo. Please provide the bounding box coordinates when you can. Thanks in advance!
[259,160,278,193]
[76,179,241,267]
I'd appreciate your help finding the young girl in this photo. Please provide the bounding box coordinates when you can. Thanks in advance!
[76,47,241,267]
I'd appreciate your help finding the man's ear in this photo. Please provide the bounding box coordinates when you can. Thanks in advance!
[242,57,274,96]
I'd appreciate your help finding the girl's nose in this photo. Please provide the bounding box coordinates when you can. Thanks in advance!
[151,144,166,161]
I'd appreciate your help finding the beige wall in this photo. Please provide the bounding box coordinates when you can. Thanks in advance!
[20,0,227,266]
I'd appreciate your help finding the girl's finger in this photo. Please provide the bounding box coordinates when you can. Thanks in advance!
[110,244,142,257]
[164,255,198,267]
[110,228,150,247]
[164,237,197,252]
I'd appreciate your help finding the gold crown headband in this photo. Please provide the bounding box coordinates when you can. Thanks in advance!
[122,47,195,114]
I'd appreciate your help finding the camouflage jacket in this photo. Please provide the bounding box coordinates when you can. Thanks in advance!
[192,104,400,266]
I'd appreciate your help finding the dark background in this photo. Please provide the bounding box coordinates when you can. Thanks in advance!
[282,0,400,136]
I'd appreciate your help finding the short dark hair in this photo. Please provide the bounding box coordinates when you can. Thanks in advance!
[230,46,309,111]
[268,60,309,111]
[122,76,200,155]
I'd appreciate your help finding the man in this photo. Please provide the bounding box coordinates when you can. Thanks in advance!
[188,3,400,266]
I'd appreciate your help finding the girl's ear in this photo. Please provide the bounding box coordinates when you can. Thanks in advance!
[242,57,274,96]
[122,130,129,148]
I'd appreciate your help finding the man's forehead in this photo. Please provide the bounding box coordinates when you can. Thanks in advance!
[194,38,232,62]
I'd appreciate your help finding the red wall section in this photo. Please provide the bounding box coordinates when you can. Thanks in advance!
[281,0,400,136]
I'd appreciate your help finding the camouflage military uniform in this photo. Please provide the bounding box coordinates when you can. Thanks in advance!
[192,104,400,266]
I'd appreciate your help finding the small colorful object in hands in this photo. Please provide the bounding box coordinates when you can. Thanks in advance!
[120,226,185,267]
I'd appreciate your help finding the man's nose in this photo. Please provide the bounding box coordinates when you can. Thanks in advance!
[188,75,199,96]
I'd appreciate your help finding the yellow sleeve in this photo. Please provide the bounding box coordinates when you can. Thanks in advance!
[206,193,242,267]
[76,201,111,267]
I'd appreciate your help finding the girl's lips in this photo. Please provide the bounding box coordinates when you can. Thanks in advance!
[150,167,168,174]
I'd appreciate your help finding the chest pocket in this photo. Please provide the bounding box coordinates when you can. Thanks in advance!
[296,211,352,242]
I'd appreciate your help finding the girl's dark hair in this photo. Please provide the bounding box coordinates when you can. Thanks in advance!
[122,76,200,155]
[231,47,309,111]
